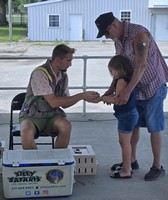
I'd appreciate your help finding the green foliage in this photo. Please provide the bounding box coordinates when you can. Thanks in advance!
[0,26,27,42]
[13,0,44,13]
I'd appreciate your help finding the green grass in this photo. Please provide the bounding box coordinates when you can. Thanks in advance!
[0,26,27,42]
[0,26,68,45]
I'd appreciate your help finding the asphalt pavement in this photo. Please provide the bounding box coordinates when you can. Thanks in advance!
[0,112,168,200]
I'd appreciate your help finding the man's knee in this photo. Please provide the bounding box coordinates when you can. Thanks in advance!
[20,119,36,139]
[54,118,72,134]
[20,120,37,149]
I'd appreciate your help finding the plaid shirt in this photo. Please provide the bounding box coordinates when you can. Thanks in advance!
[115,22,168,100]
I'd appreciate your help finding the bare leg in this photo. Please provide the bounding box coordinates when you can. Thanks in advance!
[131,127,140,162]
[20,119,37,149]
[52,117,71,148]
[119,133,132,176]
[151,132,162,168]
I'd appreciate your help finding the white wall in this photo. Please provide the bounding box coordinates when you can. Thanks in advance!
[26,0,150,41]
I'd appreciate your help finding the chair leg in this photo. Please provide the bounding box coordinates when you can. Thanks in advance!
[9,134,13,150]
[52,137,55,149]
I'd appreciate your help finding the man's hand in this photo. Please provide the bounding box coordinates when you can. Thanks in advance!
[115,88,130,105]
[83,91,100,103]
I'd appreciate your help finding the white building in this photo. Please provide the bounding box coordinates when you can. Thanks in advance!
[24,0,168,42]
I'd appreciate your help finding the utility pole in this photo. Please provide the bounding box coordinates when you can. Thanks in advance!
[8,0,12,42]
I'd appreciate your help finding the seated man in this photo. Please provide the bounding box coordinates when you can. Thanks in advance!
[19,44,99,149]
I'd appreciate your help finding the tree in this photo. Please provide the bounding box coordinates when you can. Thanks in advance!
[0,0,46,26]
[0,0,8,26]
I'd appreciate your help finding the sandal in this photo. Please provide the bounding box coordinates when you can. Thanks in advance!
[111,160,139,171]
[110,172,132,179]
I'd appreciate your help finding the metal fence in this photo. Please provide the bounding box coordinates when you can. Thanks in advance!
[6,14,27,25]
[0,55,168,115]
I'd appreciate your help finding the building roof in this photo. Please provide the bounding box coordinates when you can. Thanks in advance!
[148,0,168,8]
[24,0,65,8]
[25,0,168,9]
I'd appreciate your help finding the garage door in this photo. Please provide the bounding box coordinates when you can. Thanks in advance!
[155,15,168,41]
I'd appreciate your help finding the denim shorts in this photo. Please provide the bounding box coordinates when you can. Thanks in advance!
[116,108,139,134]
[136,84,167,133]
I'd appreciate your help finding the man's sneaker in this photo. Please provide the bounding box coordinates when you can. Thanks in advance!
[111,160,139,171]
[144,166,165,181]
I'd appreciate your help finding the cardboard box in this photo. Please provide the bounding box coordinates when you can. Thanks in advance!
[68,145,97,175]
[2,149,75,199]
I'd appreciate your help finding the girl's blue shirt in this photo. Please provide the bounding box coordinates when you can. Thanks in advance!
[113,76,137,116]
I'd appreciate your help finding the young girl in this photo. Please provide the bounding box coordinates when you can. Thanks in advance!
[99,55,139,179]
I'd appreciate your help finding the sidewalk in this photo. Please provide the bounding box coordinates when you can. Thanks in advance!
[0,112,168,200]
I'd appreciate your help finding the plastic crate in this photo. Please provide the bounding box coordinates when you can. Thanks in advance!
[68,145,97,175]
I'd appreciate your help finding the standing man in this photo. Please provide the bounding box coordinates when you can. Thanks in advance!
[19,44,99,149]
[95,12,168,181]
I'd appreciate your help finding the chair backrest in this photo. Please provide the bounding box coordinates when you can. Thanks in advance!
[11,92,26,111]
[10,92,26,131]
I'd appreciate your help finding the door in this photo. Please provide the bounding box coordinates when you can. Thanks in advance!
[155,15,168,41]
[69,15,82,41]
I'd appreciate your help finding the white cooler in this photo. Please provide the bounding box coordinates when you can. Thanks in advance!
[2,149,75,199]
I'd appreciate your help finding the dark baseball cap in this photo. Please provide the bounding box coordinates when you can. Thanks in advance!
[95,12,115,38]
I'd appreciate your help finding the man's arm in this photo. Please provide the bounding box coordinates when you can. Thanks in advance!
[31,69,99,108]
[127,32,150,93]
[43,91,99,109]
[116,32,150,105]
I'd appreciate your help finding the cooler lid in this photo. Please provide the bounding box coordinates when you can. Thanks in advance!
[3,149,75,167]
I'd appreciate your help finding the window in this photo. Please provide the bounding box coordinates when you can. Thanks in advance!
[120,11,131,22]
[49,15,59,27]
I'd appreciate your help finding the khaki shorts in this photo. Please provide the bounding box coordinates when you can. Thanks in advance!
[20,115,65,138]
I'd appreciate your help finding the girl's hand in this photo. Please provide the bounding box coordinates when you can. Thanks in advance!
[100,95,115,105]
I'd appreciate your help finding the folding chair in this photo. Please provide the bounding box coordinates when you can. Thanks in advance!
[9,92,56,150]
